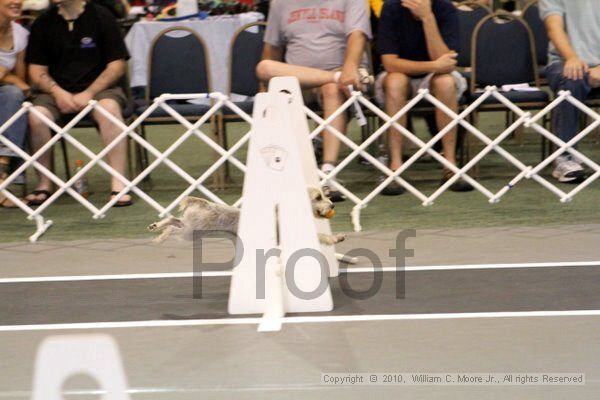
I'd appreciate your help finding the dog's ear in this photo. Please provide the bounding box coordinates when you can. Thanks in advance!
[307,186,321,200]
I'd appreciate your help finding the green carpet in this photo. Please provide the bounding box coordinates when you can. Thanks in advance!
[1,113,599,242]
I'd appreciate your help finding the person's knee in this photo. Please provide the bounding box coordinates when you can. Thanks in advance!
[320,82,341,101]
[548,64,588,94]
[94,99,123,126]
[560,76,589,96]
[384,72,410,99]
[0,85,25,103]
[28,106,54,131]
[430,74,456,97]
[256,60,277,81]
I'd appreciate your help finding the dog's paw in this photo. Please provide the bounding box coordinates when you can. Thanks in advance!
[318,233,346,246]
[147,222,158,232]
[334,233,346,243]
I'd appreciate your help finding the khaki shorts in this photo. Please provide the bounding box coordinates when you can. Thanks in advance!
[374,71,468,107]
[31,86,128,121]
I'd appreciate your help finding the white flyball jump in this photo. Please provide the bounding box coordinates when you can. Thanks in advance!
[32,335,130,400]
[228,77,339,331]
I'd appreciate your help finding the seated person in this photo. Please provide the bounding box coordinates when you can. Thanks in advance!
[256,0,372,202]
[540,0,600,183]
[25,0,132,206]
[376,0,472,195]
[0,0,29,208]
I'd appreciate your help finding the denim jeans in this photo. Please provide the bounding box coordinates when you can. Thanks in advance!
[0,84,27,158]
[545,61,592,147]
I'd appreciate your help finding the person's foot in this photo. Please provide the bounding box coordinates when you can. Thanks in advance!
[442,168,474,192]
[0,193,19,208]
[111,191,133,207]
[552,156,586,183]
[378,174,405,196]
[25,189,53,206]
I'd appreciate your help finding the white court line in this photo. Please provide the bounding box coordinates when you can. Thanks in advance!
[0,310,599,332]
[0,261,599,284]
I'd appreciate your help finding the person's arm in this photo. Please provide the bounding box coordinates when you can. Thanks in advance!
[0,51,31,96]
[545,14,588,80]
[382,52,457,76]
[589,66,600,88]
[29,63,79,113]
[261,43,284,62]
[72,59,126,108]
[402,0,451,60]
[338,30,367,90]
[0,65,7,82]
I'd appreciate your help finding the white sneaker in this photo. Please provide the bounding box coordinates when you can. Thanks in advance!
[552,157,585,183]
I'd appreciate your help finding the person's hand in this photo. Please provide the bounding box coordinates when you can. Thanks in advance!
[401,0,433,20]
[563,56,589,80]
[338,64,361,94]
[72,90,94,111]
[15,81,31,98]
[588,66,600,88]
[52,88,79,114]
[433,52,457,74]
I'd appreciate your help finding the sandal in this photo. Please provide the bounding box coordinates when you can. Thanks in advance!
[111,191,133,207]
[25,190,52,207]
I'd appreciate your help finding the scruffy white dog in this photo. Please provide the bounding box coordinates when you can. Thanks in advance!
[148,187,346,246]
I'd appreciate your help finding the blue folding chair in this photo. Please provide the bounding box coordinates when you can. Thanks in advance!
[134,27,215,181]
[469,11,550,164]
[522,1,549,80]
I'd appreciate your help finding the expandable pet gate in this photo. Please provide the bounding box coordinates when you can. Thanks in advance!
[1,80,599,241]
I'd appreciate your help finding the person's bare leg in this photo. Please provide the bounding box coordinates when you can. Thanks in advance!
[430,74,458,165]
[384,72,411,170]
[320,82,347,166]
[26,106,56,202]
[256,60,337,89]
[0,156,16,207]
[93,98,130,202]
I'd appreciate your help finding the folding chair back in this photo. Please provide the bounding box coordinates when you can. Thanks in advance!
[471,11,539,90]
[456,1,492,67]
[229,22,267,97]
[147,27,212,101]
[522,1,548,67]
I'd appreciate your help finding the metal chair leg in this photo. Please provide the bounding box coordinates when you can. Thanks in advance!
[60,138,71,180]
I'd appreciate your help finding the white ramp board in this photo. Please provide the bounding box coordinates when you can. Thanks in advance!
[32,335,130,400]
[228,89,333,317]
[268,77,340,277]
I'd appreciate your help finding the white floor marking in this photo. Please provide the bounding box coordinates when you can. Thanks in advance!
[0,310,598,332]
[0,261,598,284]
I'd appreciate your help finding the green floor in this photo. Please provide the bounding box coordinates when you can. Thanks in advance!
[1,113,599,242]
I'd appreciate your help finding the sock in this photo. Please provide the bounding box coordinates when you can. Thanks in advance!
[321,162,335,173]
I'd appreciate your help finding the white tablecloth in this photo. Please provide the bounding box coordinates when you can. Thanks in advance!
[125,12,264,92]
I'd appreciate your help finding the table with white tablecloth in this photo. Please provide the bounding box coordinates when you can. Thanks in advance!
[124,12,264,93]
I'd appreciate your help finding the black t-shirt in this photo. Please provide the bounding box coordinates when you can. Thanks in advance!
[377,0,458,64]
[26,3,129,93]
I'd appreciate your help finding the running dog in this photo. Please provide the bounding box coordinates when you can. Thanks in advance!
[148,187,346,246]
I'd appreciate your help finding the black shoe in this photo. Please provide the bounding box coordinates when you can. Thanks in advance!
[378,174,405,196]
[442,169,474,192]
